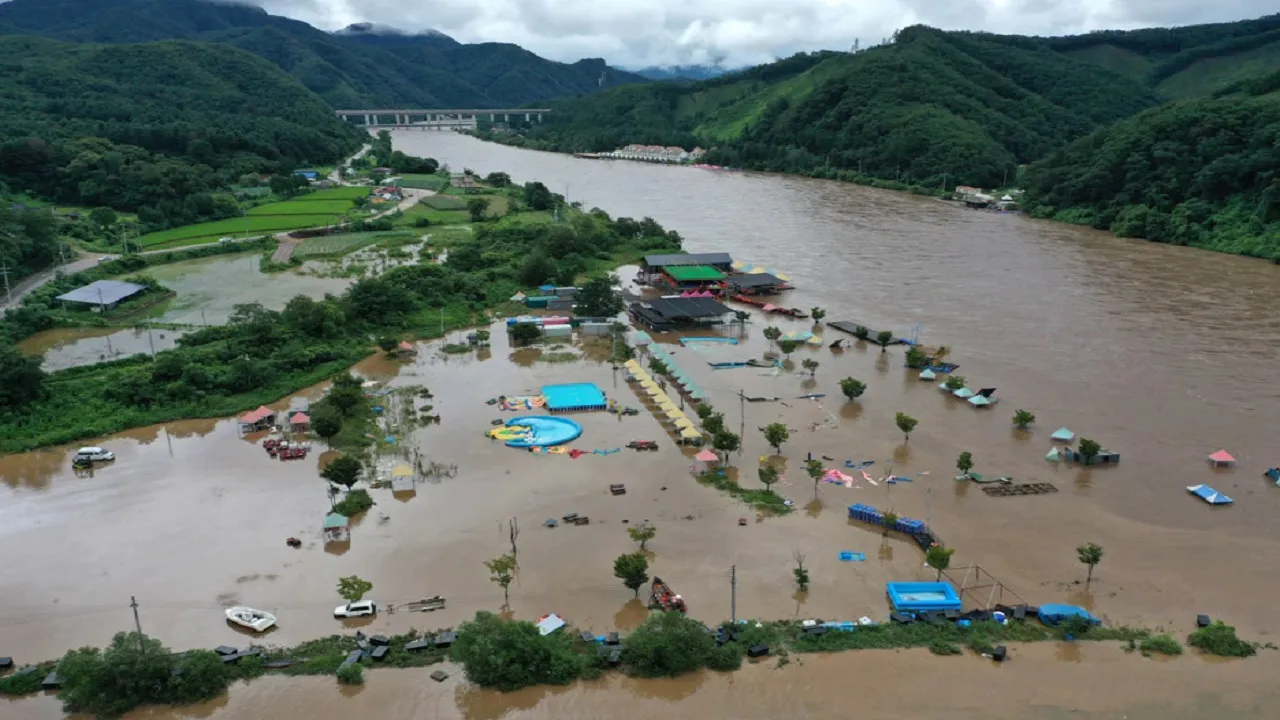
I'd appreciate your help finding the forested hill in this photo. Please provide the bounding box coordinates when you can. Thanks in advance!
[1034,13,1280,99]
[0,35,365,218]
[0,0,646,107]
[1022,72,1280,261]
[496,27,1161,188]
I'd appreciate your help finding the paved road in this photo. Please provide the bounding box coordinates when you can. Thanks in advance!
[1,254,103,312]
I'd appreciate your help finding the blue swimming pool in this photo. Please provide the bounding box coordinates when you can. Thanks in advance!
[502,416,583,448]
[886,582,963,612]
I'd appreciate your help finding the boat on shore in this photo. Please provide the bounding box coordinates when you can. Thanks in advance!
[225,606,277,632]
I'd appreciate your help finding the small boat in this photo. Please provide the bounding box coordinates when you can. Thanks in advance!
[650,576,687,613]
[225,606,277,632]
[398,596,447,612]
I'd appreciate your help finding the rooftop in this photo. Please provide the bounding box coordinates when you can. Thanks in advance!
[56,280,146,306]
[664,265,725,282]
[641,296,731,320]
[725,272,783,288]
[643,253,733,268]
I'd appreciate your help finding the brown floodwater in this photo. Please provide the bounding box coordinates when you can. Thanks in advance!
[4,132,1280,718]
[18,326,187,371]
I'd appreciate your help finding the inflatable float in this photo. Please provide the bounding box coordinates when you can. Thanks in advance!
[493,416,583,448]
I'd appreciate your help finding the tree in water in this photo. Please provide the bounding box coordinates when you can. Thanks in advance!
[1012,409,1036,429]
[1077,542,1104,588]
[627,523,656,550]
[956,451,973,478]
[805,458,825,497]
[337,575,373,603]
[763,422,790,454]
[758,463,779,491]
[712,430,740,463]
[762,326,782,345]
[322,455,362,490]
[801,358,819,376]
[575,274,624,317]
[926,545,956,581]
[613,552,650,596]
[875,330,893,351]
[1077,438,1102,464]
[793,551,810,591]
[839,377,866,401]
[485,554,517,605]
[895,412,918,441]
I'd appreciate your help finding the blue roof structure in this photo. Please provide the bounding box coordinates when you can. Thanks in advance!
[541,383,606,412]
[56,280,145,305]
[1038,604,1100,626]
[1187,484,1233,505]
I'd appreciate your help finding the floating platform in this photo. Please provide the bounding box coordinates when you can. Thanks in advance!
[680,337,739,346]
[827,321,914,345]
[982,482,1059,497]
[541,383,606,412]
[497,416,583,448]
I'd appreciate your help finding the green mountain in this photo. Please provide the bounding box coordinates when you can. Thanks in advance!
[499,27,1162,187]
[1022,71,1280,260]
[0,0,646,107]
[1038,14,1280,99]
[0,35,364,225]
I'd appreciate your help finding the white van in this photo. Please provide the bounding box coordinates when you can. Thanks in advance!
[74,447,115,462]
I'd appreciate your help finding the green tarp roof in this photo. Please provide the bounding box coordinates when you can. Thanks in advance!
[323,513,349,529]
[664,265,725,282]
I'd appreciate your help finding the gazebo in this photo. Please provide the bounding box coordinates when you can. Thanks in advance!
[1207,450,1236,468]
[288,412,310,432]
[390,463,415,493]
[1050,427,1075,443]
[239,405,275,432]
[692,449,720,474]
[323,512,350,542]
[396,340,418,357]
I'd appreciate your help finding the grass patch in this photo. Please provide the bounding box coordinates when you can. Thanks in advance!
[393,174,449,191]
[928,639,962,655]
[139,215,338,247]
[1187,622,1257,658]
[440,343,472,354]
[420,195,467,210]
[538,351,579,363]
[248,199,356,216]
[293,232,416,258]
[1138,633,1183,657]
[697,470,793,514]
[303,187,371,201]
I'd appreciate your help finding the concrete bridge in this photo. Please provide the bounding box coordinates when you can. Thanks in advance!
[335,109,550,130]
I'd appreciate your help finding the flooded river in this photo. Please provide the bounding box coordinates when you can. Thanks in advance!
[4,132,1279,718]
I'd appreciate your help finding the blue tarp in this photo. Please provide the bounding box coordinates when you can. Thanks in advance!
[1187,484,1233,505]
[1038,604,1100,626]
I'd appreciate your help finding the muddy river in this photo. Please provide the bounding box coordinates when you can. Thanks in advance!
[3,132,1279,718]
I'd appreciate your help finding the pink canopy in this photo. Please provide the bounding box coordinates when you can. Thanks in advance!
[289,412,310,424]
[240,405,274,424]
[694,450,719,462]
[1208,450,1236,463]
[762,303,778,312]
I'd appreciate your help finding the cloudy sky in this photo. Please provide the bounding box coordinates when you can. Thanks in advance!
[252,0,1271,68]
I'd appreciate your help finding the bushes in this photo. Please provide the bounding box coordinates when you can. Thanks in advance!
[1187,622,1257,658]
[1138,634,1183,657]
[450,612,585,691]
[621,612,715,678]
[332,489,374,517]
[336,663,364,685]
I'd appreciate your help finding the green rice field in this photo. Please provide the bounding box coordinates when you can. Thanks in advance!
[293,232,417,257]
[419,195,466,210]
[304,187,371,200]
[393,174,449,191]
[247,199,355,216]
[137,215,337,248]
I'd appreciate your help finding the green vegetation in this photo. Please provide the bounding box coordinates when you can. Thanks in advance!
[394,174,450,191]
[956,452,974,476]
[0,168,680,451]
[451,611,587,691]
[926,545,956,580]
[332,489,374,517]
[0,35,362,236]
[292,232,416,258]
[1012,409,1036,429]
[626,523,657,550]
[320,455,363,489]
[485,554,517,605]
[763,422,790,454]
[0,0,647,108]
[335,663,364,685]
[137,214,336,248]
[697,470,792,515]
[622,612,718,677]
[1138,634,1183,657]
[793,552,810,591]
[246,199,357,216]
[613,552,650,597]
[1076,542,1105,587]
[337,576,373,603]
[1187,621,1258,657]
[895,412,919,441]
[839,377,866,401]
[1022,77,1280,261]
[1077,438,1103,464]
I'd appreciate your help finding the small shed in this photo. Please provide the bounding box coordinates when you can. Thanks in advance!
[1208,450,1236,468]
[396,341,418,357]
[1050,427,1075,443]
[239,405,276,432]
[288,412,310,432]
[692,449,719,474]
[323,512,350,542]
[390,463,415,494]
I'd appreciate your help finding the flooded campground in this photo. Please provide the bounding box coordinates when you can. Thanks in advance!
[4,132,1280,718]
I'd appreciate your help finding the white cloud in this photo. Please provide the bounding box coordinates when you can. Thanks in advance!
[250,0,1276,68]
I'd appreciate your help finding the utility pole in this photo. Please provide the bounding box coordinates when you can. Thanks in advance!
[199,307,208,327]
[737,389,745,439]
[130,596,143,649]
[0,265,11,306]
[146,320,156,357]
[732,563,742,625]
